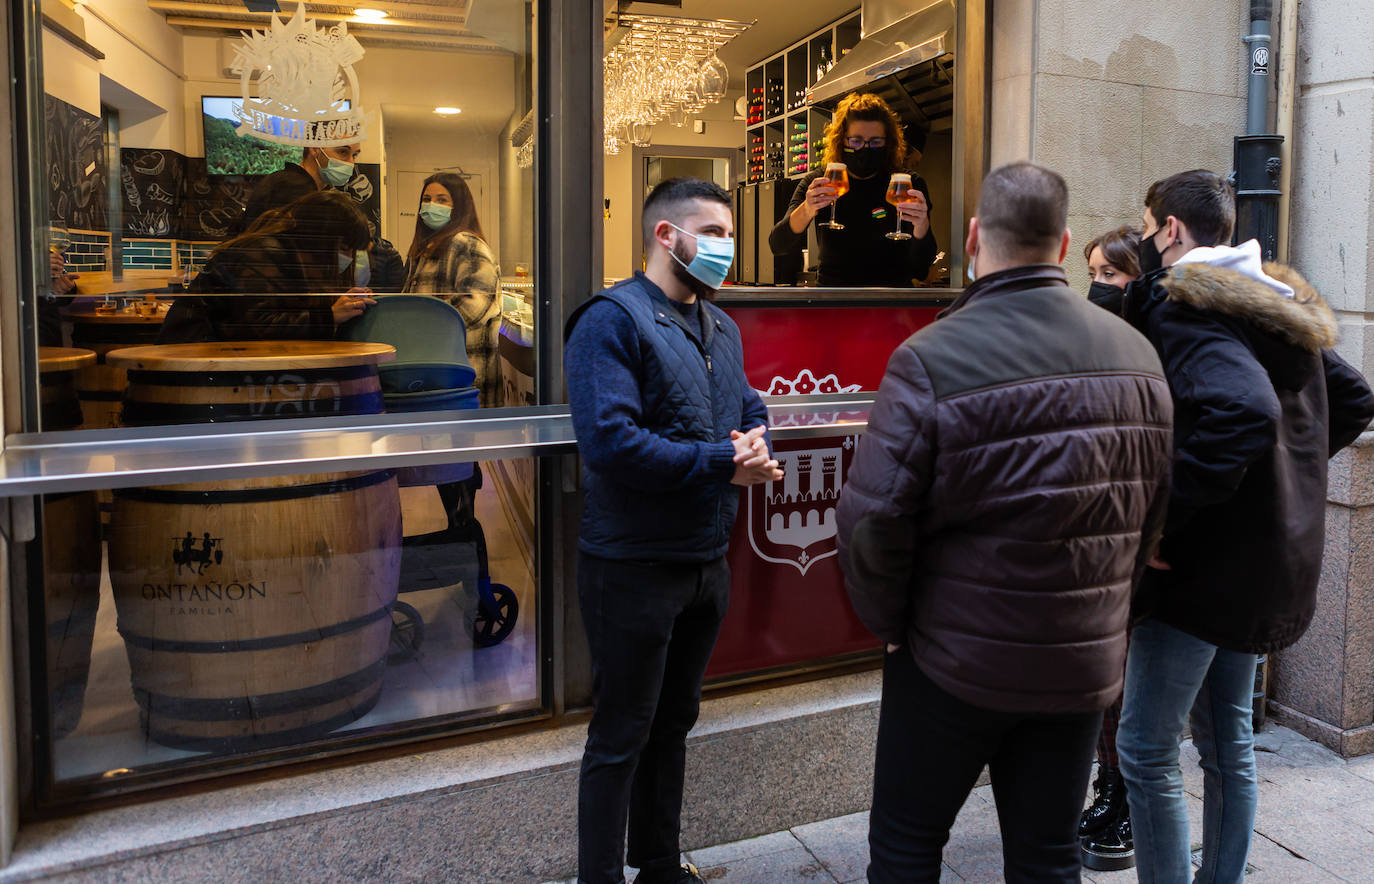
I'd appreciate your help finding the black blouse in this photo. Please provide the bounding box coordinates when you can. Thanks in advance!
[769,169,939,287]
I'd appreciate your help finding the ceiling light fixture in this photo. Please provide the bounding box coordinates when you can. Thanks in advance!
[433,106,462,115]
[353,8,389,21]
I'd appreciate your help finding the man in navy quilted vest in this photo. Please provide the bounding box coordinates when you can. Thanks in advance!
[564,177,782,884]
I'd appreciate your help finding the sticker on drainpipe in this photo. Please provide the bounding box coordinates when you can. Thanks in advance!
[1252,45,1270,76]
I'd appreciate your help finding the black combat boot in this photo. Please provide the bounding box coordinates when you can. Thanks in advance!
[1078,768,1126,840]
[1081,812,1135,871]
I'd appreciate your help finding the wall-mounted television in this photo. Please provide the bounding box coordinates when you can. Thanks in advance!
[201,96,351,176]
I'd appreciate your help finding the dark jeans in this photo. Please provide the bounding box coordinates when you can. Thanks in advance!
[576,553,730,884]
[868,650,1102,884]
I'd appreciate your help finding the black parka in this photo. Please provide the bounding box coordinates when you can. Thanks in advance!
[1125,261,1374,653]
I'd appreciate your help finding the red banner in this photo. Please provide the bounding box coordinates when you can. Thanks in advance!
[708,304,940,679]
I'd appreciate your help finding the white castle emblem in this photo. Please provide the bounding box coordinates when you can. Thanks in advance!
[747,437,858,576]
[230,3,372,147]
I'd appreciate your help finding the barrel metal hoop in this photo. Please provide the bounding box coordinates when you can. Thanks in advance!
[133,657,387,721]
[138,685,383,753]
[112,468,396,505]
[118,600,395,654]
[125,364,377,387]
[120,391,384,425]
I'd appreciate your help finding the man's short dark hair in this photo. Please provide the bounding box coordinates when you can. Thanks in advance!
[1145,170,1235,247]
[642,177,731,247]
[975,162,1069,260]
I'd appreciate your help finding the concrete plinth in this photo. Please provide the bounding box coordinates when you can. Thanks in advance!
[1272,432,1374,756]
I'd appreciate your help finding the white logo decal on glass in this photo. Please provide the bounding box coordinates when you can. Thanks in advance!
[230,2,372,148]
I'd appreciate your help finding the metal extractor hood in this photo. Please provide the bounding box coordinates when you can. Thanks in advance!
[807,0,956,108]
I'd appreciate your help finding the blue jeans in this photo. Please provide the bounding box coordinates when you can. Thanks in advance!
[1117,618,1259,884]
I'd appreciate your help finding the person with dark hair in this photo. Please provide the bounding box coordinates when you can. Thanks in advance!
[836,161,1175,883]
[1116,169,1374,883]
[768,92,938,286]
[1073,221,1148,872]
[565,176,781,884]
[238,141,405,293]
[1083,224,1142,316]
[159,189,374,342]
[402,172,502,406]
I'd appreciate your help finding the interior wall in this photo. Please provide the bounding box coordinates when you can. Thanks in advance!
[918,127,954,262]
[498,114,535,275]
[43,1,188,152]
[602,88,745,282]
[383,124,503,263]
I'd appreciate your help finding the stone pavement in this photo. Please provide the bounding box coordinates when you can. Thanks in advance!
[549,724,1374,883]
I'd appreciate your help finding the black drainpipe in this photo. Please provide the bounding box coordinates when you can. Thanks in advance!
[1233,0,1283,263]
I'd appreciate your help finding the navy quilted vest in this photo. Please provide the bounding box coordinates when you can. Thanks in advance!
[570,275,753,562]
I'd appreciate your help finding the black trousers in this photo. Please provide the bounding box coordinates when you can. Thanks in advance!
[576,553,730,884]
[868,649,1102,884]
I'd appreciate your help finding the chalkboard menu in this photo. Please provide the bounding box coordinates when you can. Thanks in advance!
[121,148,186,237]
[180,157,253,240]
[117,152,383,243]
[45,95,108,230]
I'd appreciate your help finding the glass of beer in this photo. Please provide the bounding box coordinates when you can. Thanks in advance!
[885,173,916,240]
[821,162,849,230]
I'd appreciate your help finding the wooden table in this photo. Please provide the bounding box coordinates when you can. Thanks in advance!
[68,270,181,296]
[38,347,97,431]
[65,310,168,429]
[106,341,396,425]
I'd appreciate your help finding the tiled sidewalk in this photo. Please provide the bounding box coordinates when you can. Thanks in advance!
[549,724,1374,883]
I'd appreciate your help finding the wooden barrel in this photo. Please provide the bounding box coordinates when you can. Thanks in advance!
[105,341,402,750]
[106,341,393,426]
[68,310,164,429]
[38,347,96,432]
[38,349,102,737]
[42,490,102,738]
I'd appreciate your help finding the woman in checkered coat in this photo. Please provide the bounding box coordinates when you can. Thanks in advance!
[402,172,503,407]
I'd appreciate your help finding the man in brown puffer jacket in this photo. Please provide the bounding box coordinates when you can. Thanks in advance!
[836,162,1175,883]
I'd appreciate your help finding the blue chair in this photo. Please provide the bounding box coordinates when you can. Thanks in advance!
[340,295,518,654]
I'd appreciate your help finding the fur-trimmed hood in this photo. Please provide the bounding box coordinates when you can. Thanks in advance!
[1162,261,1338,353]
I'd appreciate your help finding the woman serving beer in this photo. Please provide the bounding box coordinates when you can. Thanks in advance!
[768,92,938,287]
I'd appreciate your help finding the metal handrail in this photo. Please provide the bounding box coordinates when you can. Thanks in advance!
[0,394,875,495]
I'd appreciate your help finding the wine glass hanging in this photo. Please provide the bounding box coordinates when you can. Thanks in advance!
[603,14,753,155]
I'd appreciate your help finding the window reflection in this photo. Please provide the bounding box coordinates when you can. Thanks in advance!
[43,456,538,780]
[38,0,536,429]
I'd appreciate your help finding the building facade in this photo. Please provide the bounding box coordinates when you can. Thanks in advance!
[0,0,1370,879]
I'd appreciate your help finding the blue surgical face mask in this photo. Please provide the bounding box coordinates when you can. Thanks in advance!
[354,250,371,287]
[966,249,977,282]
[321,154,355,187]
[669,223,734,291]
[420,202,452,230]
[338,251,355,275]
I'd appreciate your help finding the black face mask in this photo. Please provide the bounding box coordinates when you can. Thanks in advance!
[842,145,884,179]
[1138,227,1170,276]
[1088,281,1125,310]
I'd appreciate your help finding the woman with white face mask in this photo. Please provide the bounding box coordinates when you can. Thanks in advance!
[402,172,502,407]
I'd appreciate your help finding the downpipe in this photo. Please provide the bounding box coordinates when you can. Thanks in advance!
[1233,0,1284,264]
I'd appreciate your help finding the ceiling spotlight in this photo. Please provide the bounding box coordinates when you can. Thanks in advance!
[433,107,462,115]
[353,8,388,20]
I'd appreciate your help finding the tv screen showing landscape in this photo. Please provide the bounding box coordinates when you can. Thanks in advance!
[202,96,306,176]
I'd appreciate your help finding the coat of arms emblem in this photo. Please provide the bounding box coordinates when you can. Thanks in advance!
[746,437,858,576]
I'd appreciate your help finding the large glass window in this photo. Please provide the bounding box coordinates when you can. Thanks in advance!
[25,0,547,801]
[601,0,973,294]
[35,0,537,433]
[39,454,538,790]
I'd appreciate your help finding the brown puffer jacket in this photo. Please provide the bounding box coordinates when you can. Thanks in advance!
[836,265,1174,714]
